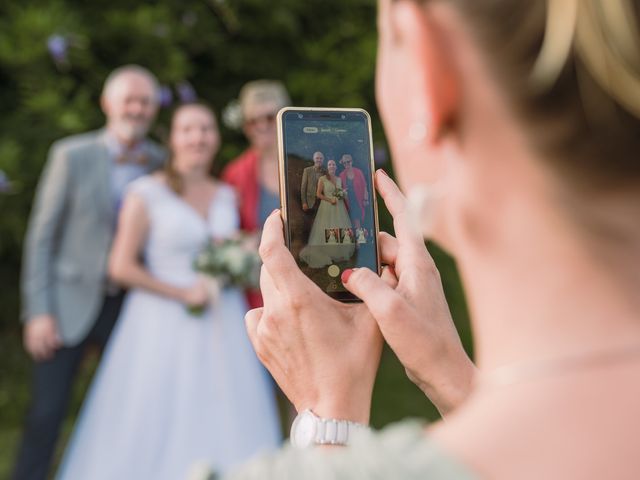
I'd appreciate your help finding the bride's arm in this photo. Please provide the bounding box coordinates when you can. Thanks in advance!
[316,177,336,204]
[108,193,204,305]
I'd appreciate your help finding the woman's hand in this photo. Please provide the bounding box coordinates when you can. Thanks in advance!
[343,171,476,415]
[245,212,386,424]
[330,197,337,205]
[180,279,210,309]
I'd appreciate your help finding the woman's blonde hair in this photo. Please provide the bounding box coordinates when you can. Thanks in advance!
[239,80,291,120]
[438,0,640,193]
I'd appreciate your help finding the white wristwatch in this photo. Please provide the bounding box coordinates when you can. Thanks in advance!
[290,409,369,449]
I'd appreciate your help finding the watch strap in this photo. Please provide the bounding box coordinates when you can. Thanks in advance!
[313,414,368,445]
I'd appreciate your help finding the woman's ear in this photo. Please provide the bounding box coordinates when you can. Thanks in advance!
[387,0,459,144]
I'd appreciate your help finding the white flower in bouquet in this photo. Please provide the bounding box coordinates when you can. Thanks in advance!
[333,188,347,201]
[193,234,261,291]
[201,274,221,305]
[194,250,212,271]
[224,245,248,277]
[186,460,215,480]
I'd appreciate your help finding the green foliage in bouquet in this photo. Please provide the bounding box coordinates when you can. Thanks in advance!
[333,187,347,200]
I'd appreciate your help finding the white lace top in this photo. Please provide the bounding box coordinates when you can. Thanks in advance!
[217,421,477,479]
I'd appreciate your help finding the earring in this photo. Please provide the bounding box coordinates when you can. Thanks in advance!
[405,119,449,237]
[408,121,427,143]
[406,180,446,238]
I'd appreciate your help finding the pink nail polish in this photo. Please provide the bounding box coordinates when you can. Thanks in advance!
[341,268,354,284]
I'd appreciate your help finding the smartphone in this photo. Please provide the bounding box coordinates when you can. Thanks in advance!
[277,107,380,302]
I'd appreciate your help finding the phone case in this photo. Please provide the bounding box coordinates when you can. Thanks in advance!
[277,107,381,302]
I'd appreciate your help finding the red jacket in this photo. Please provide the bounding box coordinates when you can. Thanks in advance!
[222,148,263,308]
[339,167,367,223]
[222,148,260,232]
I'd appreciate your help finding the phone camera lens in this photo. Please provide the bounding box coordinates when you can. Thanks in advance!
[298,114,303,119]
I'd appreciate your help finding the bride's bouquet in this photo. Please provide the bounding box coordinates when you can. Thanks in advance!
[189,235,261,315]
[195,234,261,288]
[333,187,347,201]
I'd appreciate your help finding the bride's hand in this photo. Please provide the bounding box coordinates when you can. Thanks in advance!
[245,211,387,424]
[330,197,337,205]
[180,279,209,308]
[342,171,476,415]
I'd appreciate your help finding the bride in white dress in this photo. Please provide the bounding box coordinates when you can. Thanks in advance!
[56,103,280,480]
[299,159,355,268]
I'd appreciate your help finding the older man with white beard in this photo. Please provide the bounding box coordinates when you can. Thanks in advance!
[13,65,166,480]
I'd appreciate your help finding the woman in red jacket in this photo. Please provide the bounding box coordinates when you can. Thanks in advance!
[339,153,370,236]
[222,80,291,308]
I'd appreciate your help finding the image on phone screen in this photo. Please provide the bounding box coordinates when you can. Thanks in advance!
[278,108,379,302]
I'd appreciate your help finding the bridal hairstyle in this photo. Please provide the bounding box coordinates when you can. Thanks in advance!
[165,101,218,194]
[424,0,640,193]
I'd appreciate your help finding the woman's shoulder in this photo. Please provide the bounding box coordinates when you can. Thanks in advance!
[222,420,477,480]
[343,420,476,478]
[221,149,258,181]
[127,173,164,195]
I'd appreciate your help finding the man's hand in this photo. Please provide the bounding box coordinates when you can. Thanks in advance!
[302,203,309,211]
[24,314,63,361]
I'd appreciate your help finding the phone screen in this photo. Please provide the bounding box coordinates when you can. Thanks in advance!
[278,108,379,302]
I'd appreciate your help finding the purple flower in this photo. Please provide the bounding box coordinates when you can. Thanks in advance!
[47,34,68,64]
[159,85,173,108]
[176,81,197,103]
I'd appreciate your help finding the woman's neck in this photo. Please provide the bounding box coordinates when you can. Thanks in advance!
[173,168,210,189]
[256,144,277,162]
[459,192,640,374]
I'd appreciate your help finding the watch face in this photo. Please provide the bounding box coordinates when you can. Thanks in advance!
[292,411,317,448]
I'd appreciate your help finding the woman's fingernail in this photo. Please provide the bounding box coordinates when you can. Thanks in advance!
[377,169,389,178]
[271,208,280,215]
[341,268,354,284]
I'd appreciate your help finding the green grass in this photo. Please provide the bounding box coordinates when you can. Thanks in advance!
[0,331,100,479]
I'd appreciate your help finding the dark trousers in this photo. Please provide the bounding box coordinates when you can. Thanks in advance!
[302,202,318,240]
[12,292,125,480]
